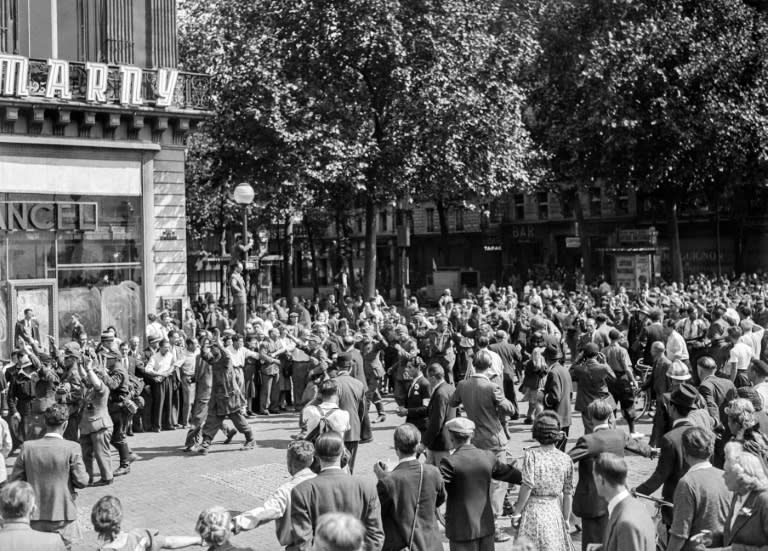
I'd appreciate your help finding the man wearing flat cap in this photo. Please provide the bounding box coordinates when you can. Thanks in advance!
[439,417,522,548]
[635,382,698,527]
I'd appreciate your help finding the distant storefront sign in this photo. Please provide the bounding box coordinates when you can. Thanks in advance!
[510,224,537,242]
[614,253,652,290]
[618,227,658,246]
[565,237,581,248]
[0,201,97,232]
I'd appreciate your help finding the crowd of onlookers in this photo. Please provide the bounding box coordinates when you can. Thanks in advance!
[2,269,768,549]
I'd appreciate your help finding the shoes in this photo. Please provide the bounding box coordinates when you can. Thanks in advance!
[510,412,520,421]
[126,431,134,437]
[630,432,645,439]
[183,446,195,453]
[258,410,270,416]
[88,477,94,486]
[245,410,256,418]
[92,479,114,487]
[241,440,256,450]
[114,465,131,477]
[198,446,210,455]
[224,428,237,444]
[374,414,386,423]
[127,453,141,464]
[173,424,183,429]
[268,409,280,415]
[494,529,511,543]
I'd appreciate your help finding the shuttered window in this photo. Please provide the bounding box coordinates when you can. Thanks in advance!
[0,0,18,54]
[148,0,177,67]
[77,0,134,64]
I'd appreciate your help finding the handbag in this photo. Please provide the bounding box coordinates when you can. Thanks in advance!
[400,463,423,551]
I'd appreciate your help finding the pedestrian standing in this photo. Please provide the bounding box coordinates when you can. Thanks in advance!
[332,353,366,473]
[422,364,457,467]
[77,355,114,486]
[230,262,248,335]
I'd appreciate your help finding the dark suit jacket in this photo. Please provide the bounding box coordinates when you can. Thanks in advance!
[10,435,89,522]
[543,362,572,427]
[488,341,520,380]
[568,428,651,519]
[603,495,656,551]
[698,375,736,429]
[377,460,445,551]
[422,381,456,452]
[0,521,66,551]
[14,319,39,346]
[404,375,432,432]
[643,323,666,364]
[334,372,366,442]
[439,444,521,542]
[289,468,384,551]
[636,419,694,521]
[449,375,515,451]
[720,489,768,547]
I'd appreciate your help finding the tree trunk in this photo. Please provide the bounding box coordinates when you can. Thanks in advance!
[666,197,684,283]
[304,219,320,298]
[436,198,450,266]
[363,196,378,300]
[282,216,294,303]
[570,189,592,282]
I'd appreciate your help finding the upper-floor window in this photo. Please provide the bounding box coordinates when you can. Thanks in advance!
[615,192,629,216]
[514,194,525,220]
[379,210,388,232]
[426,208,435,232]
[455,208,464,231]
[0,0,18,54]
[356,216,363,234]
[589,187,602,217]
[77,0,135,64]
[536,192,549,220]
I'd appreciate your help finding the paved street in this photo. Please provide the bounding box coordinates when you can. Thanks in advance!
[7,396,661,551]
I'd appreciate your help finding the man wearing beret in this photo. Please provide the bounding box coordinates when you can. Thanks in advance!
[439,417,522,549]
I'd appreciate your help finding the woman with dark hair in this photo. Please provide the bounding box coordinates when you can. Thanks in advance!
[91,495,202,550]
[511,411,575,551]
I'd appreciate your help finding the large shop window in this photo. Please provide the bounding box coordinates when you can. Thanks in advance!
[0,193,143,357]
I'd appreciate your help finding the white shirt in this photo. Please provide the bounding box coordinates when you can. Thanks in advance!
[666,330,689,361]
[740,327,764,359]
[731,494,748,529]
[145,349,177,377]
[233,467,316,546]
[226,345,260,368]
[398,455,418,465]
[754,381,768,410]
[607,489,630,518]
[728,342,753,372]
[302,402,351,435]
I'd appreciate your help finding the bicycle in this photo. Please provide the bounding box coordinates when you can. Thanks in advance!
[630,361,654,421]
[632,491,672,551]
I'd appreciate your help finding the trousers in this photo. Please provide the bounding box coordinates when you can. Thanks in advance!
[449,535,494,551]
[260,372,281,412]
[580,515,609,551]
[201,409,252,446]
[109,410,132,467]
[180,377,196,426]
[81,427,113,481]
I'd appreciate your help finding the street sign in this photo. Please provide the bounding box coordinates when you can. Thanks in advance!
[565,237,581,248]
[618,228,658,246]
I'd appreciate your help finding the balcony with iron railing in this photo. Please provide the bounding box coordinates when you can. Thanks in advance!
[0,58,212,114]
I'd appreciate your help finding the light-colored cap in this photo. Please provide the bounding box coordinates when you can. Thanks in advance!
[445,417,475,435]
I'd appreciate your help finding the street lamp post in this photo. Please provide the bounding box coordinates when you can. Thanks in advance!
[233,182,255,308]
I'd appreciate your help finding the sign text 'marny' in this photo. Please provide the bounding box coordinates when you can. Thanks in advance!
[0,54,177,107]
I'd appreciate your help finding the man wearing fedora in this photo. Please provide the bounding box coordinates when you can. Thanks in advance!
[439,417,522,548]
[635,382,699,528]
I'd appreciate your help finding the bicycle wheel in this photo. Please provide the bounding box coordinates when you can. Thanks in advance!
[631,389,650,421]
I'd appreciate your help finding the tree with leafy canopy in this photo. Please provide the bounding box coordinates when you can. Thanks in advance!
[525,0,768,283]
[181,0,540,298]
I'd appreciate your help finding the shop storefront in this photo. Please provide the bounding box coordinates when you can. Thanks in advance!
[0,54,210,357]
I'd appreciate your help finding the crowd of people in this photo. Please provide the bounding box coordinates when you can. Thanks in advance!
[2,268,768,550]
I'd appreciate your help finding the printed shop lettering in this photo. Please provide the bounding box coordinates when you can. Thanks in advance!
[0,54,177,107]
[0,202,98,232]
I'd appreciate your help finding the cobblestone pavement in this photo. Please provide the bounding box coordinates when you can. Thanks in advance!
[6,395,662,551]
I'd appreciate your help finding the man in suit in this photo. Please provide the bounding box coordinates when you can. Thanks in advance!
[289,431,384,551]
[635,383,698,527]
[573,343,617,434]
[643,309,666,365]
[568,399,655,551]
[422,364,456,466]
[333,353,367,473]
[541,342,572,451]
[489,330,521,417]
[375,423,445,551]
[230,262,247,335]
[14,308,39,347]
[594,452,655,551]
[10,404,89,549]
[697,355,736,468]
[398,359,432,438]
[0,481,66,551]
[449,349,516,540]
[439,417,522,549]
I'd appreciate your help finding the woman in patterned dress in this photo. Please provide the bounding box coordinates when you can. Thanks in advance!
[512,411,575,551]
